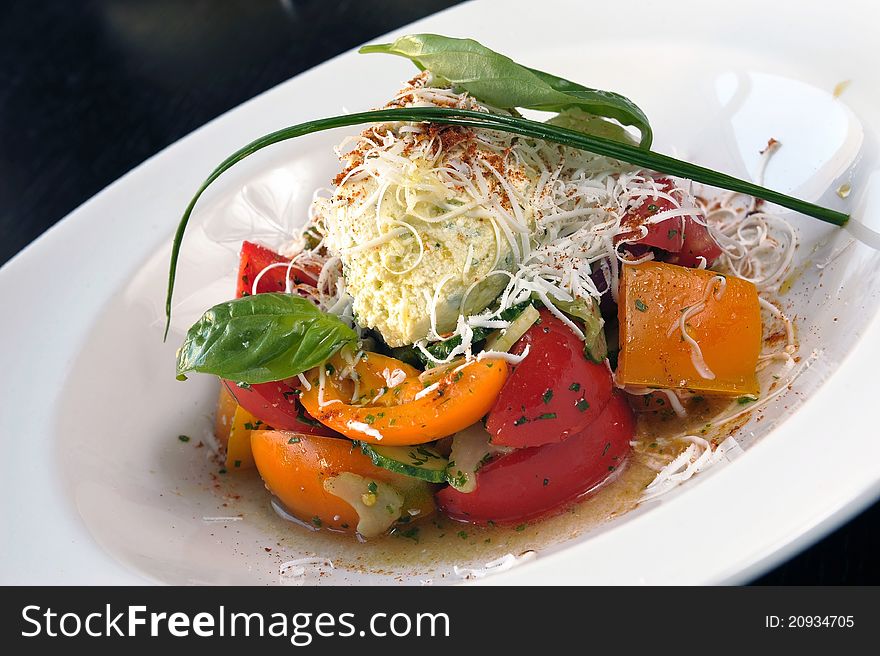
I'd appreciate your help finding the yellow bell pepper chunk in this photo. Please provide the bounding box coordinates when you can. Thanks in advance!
[213,385,265,470]
[617,262,761,395]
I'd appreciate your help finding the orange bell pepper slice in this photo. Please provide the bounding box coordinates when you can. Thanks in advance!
[299,352,509,445]
[617,261,761,395]
[250,430,434,533]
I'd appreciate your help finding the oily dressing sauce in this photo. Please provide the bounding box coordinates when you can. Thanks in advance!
[207,392,748,583]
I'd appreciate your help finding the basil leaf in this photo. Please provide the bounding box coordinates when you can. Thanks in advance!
[360,34,652,148]
[176,293,356,383]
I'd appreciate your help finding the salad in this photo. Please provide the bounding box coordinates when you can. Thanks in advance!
[171,35,845,541]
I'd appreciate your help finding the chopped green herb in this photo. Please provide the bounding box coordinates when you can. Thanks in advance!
[457,530,468,540]
[602,442,611,456]
[364,414,376,425]
[311,516,322,527]
[235,381,252,389]
[667,229,678,239]
[453,371,463,382]
[576,398,590,412]
[448,470,468,488]
[295,412,319,427]
[647,203,658,212]
[608,465,616,472]
[569,382,581,392]
[543,478,549,486]
[325,363,335,375]
[536,412,557,420]
[218,468,227,475]
[233,459,242,468]
[177,435,190,443]
[367,481,378,494]
[542,389,553,404]
[514,524,526,532]
[514,416,529,426]
[287,436,301,444]
[634,299,648,312]
[737,396,757,405]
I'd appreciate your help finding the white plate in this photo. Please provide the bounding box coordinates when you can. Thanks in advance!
[3,0,880,585]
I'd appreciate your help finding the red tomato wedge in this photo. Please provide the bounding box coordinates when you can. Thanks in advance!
[618,178,686,252]
[667,220,723,268]
[617,177,722,266]
[236,240,319,298]
[437,392,634,525]
[486,309,613,448]
[222,379,338,437]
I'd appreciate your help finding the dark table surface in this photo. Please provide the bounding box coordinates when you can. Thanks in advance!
[2,0,877,584]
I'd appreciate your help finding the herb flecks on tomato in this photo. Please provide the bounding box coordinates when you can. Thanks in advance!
[437,392,634,525]
[486,309,613,448]
[617,177,722,267]
[223,378,338,437]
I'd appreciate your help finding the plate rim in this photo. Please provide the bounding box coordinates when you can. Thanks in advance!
[2,0,880,585]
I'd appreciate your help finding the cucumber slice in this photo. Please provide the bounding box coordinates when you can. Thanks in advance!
[485,304,541,353]
[359,443,449,483]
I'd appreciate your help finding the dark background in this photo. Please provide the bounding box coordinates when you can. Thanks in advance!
[1,0,877,584]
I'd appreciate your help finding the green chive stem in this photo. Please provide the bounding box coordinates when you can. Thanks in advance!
[165,107,849,337]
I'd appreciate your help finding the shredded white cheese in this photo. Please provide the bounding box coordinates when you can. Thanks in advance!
[345,420,384,441]
[381,367,407,388]
[640,435,743,502]
[476,343,531,365]
[414,381,441,401]
[665,275,727,380]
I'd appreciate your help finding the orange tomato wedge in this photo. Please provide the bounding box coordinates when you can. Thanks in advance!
[617,261,761,395]
[299,353,509,445]
[250,430,434,533]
